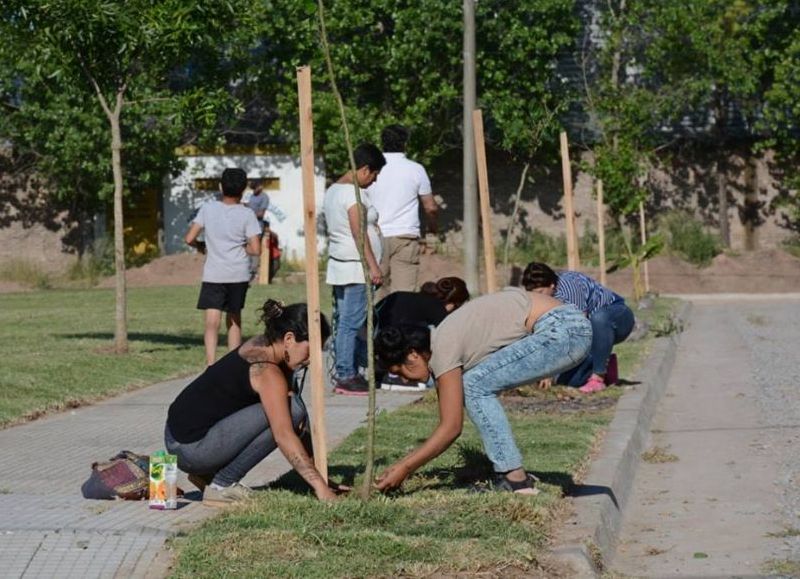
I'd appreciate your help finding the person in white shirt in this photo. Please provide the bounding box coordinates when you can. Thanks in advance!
[323,143,386,396]
[185,168,262,366]
[368,125,438,298]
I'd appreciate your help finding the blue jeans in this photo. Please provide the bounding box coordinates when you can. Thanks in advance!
[332,284,368,380]
[557,301,635,387]
[462,305,592,473]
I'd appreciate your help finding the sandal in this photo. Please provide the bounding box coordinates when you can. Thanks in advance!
[493,472,541,495]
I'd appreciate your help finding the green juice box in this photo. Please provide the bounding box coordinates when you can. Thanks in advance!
[148,450,178,510]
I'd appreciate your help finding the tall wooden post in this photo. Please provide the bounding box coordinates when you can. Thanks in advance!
[297,65,327,480]
[639,201,650,294]
[560,131,580,269]
[257,229,271,285]
[472,109,497,294]
[597,180,607,286]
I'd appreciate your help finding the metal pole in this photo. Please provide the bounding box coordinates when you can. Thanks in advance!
[463,0,479,294]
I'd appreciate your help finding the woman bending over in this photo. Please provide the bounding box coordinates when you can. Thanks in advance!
[374,286,592,493]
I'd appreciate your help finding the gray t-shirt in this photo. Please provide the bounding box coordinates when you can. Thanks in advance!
[244,191,270,223]
[429,287,532,377]
[194,200,261,283]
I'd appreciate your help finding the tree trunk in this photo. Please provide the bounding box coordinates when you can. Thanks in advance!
[110,93,128,354]
[503,162,529,282]
[317,0,376,499]
[743,156,758,251]
[717,158,730,248]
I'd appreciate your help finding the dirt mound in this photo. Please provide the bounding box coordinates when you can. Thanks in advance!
[602,249,800,294]
[99,253,204,288]
[65,247,800,294]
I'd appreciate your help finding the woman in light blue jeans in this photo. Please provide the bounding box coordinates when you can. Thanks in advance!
[374,287,592,494]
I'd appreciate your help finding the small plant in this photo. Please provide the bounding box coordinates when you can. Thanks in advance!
[762,559,800,576]
[766,527,800,538]
[608,232,664,301]
[641,445,678,463]
[659,210,721,266]
[651,314,684,337]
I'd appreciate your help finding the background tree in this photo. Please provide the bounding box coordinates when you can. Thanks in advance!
[240,0,576,177]
[760,9,800,233]
[1,0,262,353]
[597,0,785,244]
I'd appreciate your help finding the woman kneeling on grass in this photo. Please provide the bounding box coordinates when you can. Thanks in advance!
[374,286,592,494]
[165,300,341,506]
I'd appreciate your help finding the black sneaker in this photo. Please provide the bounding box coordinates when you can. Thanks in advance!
[380,373,427,393]
[333,375,369,396]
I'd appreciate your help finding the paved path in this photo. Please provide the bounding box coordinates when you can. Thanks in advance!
[0,373,421,578]
[612,296,800,577]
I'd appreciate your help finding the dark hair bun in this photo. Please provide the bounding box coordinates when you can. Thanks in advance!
[261,299,285,321]
[420,276,469,309]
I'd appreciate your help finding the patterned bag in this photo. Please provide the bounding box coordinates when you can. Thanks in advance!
[81,450,150,500]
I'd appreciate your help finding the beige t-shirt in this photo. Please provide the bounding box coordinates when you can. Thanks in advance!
[429,286,532,377]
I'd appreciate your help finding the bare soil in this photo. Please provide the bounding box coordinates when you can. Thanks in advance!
[3,247,799,293]
[84,247,800,292]
[415,248,800,295]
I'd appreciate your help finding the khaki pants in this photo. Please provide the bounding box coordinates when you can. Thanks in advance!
[379,236,421,299]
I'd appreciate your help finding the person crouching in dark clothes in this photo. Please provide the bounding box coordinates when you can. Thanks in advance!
[375,276,470,330]
[375,276,469,390]
[164,300,344,506]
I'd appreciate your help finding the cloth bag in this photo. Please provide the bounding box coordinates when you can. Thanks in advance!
[81,450,150,500]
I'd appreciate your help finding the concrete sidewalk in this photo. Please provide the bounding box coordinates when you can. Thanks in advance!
[0,374,421,578]
[611,297,800,577]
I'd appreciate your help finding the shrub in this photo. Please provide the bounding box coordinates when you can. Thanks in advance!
[507,229,568,266]
[659,211,721,266]
[0,259,53,289]
[783,237,800,259]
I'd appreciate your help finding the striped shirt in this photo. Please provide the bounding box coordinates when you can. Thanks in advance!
[554,271,622,315]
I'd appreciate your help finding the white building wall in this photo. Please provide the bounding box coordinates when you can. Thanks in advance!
[163,154,326,261]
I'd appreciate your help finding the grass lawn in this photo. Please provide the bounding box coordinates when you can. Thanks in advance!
[0,283,318,427]
[169,299,681,578]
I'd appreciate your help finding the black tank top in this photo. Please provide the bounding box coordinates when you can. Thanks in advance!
[167,348,273,443]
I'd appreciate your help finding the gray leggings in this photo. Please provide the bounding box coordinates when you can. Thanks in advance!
[165,396,307,486]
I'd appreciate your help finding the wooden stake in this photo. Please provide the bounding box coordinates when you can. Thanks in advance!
[639,201,650,294]
[472,109,497,293]
[257,228,270,285]
[560,131,580,269]
[296,65,327,481]
[597,180,607,286]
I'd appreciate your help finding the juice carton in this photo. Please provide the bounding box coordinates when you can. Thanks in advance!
[148,450,178,510]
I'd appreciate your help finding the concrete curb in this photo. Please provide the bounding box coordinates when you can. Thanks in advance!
[551,300,693,577]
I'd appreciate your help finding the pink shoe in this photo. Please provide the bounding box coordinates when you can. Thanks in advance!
[579,375,606,394]
[605,354,619,385]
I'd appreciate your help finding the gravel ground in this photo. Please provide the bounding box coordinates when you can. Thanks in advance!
[732,300,800,560]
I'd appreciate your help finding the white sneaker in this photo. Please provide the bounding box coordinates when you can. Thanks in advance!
[381,374,427,392]
[202,482,253,507]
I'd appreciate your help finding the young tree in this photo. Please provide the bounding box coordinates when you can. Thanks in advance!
[1,0,261,353]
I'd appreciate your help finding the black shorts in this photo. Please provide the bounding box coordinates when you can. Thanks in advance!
[196,282,249,313]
